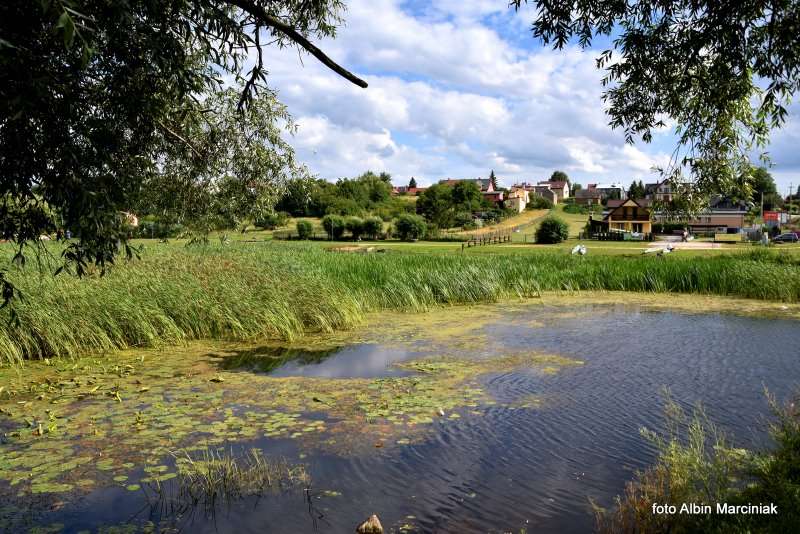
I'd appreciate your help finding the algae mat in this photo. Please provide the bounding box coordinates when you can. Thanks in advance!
[0,309,582,506]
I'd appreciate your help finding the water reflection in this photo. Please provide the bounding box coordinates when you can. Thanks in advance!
[213,344,417,378]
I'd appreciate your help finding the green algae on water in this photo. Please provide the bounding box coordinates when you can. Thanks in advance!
[0,345,580,499]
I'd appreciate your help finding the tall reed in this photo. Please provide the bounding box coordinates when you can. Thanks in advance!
[1,243,798,362]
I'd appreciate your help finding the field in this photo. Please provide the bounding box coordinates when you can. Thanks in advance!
[453,208,550,237]
[2,239,799,363]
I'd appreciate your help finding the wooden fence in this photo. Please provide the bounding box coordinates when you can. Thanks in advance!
[461,232,512,251]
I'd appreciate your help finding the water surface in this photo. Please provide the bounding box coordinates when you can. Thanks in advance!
[2,302,799,533]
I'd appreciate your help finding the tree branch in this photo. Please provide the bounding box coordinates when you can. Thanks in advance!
[223,0,368,88]
[156,120,203,158]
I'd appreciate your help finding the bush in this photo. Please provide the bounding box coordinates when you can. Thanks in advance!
[321,214,345,240]
[345,216,364,240]
[529,196,554,209]
[295,220,313,240]
[454,211,474,229]
[253,211,289,230]
[562,203,588,215]
[536,216,569,244]
[324,198,364,217]
[394,213,426,241]
[595,393,800,534]
[363,216,383,240]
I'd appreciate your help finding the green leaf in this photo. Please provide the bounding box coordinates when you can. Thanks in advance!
[55,12,75,48]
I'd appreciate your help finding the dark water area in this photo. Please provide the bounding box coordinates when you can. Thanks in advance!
[9,304,800,533]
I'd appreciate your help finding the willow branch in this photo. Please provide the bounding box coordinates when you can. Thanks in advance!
[223,0,368,88]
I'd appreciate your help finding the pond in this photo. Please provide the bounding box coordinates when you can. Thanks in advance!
[1,299,799,533]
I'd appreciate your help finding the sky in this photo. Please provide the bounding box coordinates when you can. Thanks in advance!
[263,0,800,193]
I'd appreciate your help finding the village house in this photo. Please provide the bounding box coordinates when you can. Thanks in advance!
[438,178,495,193]
[505,188,529,212]
[603,198,653,234]
[510,181,558,205]
[574,188,603,205]
[483,190,505,206]
[644,180,674,203]
[652,196,749,233]
[532,185,558,204]
[585,182,626,201]
[536,180,569,201]
[392,185,427,196]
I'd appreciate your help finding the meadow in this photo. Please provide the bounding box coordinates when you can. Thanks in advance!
[1,240,799,363]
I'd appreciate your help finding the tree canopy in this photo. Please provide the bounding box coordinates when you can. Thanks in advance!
[1,0,366,298]
[550,170,569,184]
[516,0,800,212]
[274,172,407,220]
[749,166,782,210]
[628,180,646,200]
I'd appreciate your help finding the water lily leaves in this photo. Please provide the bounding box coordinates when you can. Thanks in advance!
[30,482,73,494]
[0,328,582,505]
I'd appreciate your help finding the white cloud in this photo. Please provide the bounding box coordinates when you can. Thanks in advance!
[261,0,687,187]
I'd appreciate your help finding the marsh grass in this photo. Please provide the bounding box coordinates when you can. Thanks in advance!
[1,242,799,362]
[144,448,309,522]
[594,391,800,534]
[175,448,309,502]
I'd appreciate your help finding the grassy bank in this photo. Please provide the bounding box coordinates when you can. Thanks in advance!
[1,242,800,362]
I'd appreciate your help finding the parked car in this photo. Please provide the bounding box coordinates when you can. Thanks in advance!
[772,233,799,243]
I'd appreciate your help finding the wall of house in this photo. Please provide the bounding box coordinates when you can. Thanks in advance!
[654,212,746,229]
[507,196,526,213]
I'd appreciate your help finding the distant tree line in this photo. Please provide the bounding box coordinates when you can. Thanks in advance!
[276,171,414,221]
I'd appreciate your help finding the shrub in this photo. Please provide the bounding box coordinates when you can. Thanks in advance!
[253,211,289,230]
[345,217,364,240]
[562,203,588,215]
[394,213,426,241]
[454,211,474,229]
[321,214,345,240]
[529,196,554,209]
[595,392,800,534]
[295,220,313,240]
[324,198,363,217]
[363,216,383,240]
[536,216,569,244]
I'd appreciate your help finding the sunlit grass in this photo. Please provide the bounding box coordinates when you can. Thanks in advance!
[0,242,798,362]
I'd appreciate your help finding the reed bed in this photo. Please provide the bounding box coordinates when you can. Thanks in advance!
[1,243,798,363]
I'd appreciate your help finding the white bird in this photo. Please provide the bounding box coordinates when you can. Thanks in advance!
[571,244,587,256]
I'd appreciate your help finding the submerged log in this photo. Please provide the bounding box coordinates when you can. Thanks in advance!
[356,514,384,534]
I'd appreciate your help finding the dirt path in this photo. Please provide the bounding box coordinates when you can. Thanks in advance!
[454,209,551,237]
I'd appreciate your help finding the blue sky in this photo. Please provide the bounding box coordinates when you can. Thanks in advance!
[264,0,800,193]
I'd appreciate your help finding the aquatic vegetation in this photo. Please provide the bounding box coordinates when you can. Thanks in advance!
[594,392,800,533]
[1,243,799,362]
[167,448,309,512]
[0,329,581,502]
